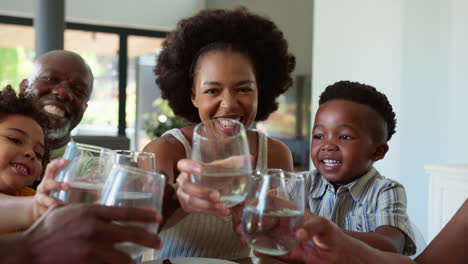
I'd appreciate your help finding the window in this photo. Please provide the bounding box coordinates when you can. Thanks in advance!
[0,23,35,89]
[127,35,164,149]
[256,74,312,170]
[64,29,120,137]
[0,15,167,151]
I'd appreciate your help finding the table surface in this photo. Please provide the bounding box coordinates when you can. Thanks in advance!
[139,256,288,264]
[231,256,287,264]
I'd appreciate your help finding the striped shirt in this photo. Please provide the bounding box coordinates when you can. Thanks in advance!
[302,167,416,255]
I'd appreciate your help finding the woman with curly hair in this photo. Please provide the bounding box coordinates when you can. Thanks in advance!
[143,7,296,259]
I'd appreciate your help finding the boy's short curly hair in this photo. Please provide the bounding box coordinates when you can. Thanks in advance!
[319,81,397,141]
[155,7,296,123]
[0,85,50,170]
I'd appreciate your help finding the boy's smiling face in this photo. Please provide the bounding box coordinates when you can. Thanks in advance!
[311,100,388,186]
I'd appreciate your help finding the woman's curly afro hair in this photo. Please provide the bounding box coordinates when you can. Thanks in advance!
[0,85,50,170]
[155,7,296,124]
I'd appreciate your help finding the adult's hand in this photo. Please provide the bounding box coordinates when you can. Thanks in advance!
[22,204,162,264]
[236,212,346,264]
[282,213,346,264]
[272,213,409,264]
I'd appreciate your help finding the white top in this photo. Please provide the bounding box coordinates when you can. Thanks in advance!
[155,128,268,259]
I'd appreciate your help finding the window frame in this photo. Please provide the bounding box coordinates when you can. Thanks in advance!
[0,14,167,136]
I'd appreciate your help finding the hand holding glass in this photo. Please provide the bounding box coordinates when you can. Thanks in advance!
[191,119,252,208]
[99,165,166,259]
[242,170,305,255]
[52,142,113,203]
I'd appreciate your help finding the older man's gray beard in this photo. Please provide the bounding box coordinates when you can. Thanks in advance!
[47,122,72,140]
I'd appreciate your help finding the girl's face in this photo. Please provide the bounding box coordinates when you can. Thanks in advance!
[0,114,45,194]
[191,50,258,128]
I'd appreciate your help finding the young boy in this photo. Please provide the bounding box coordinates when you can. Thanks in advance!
[305,80,415,255]
[0,85,65,233]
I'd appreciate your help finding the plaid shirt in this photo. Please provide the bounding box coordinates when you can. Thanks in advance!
[301,167,416,255]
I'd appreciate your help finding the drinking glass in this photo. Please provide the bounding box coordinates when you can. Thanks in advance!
[110,150,156,172]
[242,170,305,255]
[52,142,113,203]
[99,165,166,259]
[191,119,252,208]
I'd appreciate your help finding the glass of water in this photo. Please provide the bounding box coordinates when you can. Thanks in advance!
[110,150,156,172]
[242,170,305,255]
[99,164,166,259]
[52,142,113,203]
[191,119,252,208]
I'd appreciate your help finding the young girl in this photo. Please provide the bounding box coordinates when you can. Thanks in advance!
[0,85,65,233]
[143,7,296,259]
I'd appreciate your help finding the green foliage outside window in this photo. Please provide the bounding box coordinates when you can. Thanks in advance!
[0,47,34,90]
[144,98,188,139]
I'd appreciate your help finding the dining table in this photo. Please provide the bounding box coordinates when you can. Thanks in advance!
[231,255,288,264]
[139,256,289,264]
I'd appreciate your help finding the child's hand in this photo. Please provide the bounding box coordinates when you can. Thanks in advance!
[32,159,70,221]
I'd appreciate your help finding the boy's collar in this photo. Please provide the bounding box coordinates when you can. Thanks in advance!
[346,167,379,201]
[309,170,328,199]
[311,167,379,202]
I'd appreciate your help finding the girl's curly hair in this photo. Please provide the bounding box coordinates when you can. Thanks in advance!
[0,85,50,171]
[155,7,296,123]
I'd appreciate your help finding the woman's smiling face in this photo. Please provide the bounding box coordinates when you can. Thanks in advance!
[191,50,258,128]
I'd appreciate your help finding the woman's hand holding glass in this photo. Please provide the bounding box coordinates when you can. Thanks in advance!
[176,158,247,217]
[190,119,252,208]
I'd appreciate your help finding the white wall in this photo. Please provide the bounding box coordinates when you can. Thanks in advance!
[206,0,313,75]
[312,0,403,183]
[313,0,468,241]
[446,0,468,163]
[0,0,206,30]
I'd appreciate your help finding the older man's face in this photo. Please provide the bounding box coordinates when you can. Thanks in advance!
[27,55,92,140]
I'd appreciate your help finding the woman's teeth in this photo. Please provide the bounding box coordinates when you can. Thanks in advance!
[217,118,240,127]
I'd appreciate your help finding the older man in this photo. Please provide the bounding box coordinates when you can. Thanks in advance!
[20,50,93,159]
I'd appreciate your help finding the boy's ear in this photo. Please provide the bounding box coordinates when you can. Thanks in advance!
[372,143,389,161]
[19,79,28,92]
